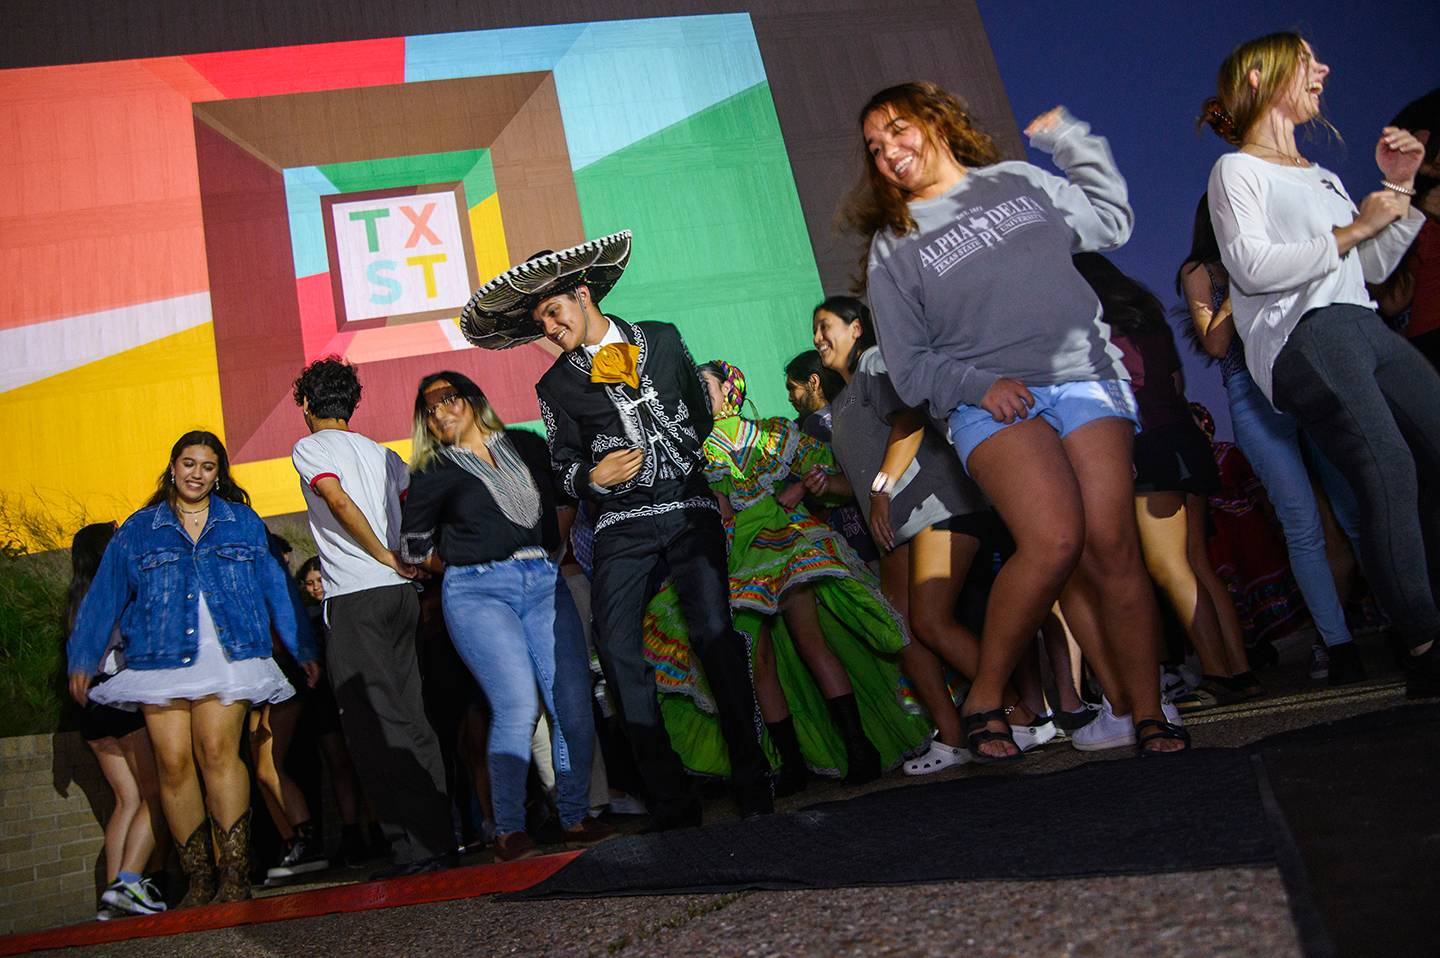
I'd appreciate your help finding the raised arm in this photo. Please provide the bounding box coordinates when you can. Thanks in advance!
[1025,107,1133,252]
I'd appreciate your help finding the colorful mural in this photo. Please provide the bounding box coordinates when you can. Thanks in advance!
[0,15,823,529]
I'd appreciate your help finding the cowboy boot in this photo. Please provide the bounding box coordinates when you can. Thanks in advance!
[211,809,253,903]
[765,716,809,797]
[826,694,882,785]
[175,818,217,908]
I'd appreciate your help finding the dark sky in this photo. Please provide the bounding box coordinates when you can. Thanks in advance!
[976,0,1437,437]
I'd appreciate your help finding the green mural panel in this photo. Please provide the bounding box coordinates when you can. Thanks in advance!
[574,82,822,422]
[318,149,493,199]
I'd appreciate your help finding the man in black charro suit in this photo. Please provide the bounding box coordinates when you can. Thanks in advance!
[460,231,772,828]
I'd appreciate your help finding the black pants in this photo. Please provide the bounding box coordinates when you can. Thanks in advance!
[326,583,453,863]
[590,505,770,821]
[1272,304,1440,648]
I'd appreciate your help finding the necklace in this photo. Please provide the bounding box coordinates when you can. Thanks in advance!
[177,500,210,516]
[1244,142,1307,167]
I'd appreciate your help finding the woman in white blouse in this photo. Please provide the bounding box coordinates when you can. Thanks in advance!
[1203,31,1439,696]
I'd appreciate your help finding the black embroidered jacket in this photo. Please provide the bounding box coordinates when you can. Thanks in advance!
[535,316,718,534]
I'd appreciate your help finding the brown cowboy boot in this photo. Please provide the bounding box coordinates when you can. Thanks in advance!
[176,819,217,908]
[211,809,253,903]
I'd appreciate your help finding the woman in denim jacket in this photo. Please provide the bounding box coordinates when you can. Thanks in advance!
[67,431,318,907]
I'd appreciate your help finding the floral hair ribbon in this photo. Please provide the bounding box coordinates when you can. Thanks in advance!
[710,359,747,417]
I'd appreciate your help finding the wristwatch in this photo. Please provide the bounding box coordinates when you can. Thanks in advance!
[870,471,894,496]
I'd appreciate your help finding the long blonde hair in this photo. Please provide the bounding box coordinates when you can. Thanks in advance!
[410,371,507,472]
[838,82,1000,293]
[1200,32,1337,145]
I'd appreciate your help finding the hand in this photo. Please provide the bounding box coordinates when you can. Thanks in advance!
[979,378,1035,423]
[386,550,425,580]
[868,492,896,553]
[1354,189,1411,239]
[1024,106,1065,138]
[591,448,644,487]
[69,672,91,707]
[713,491,736,522]
[802,466,831,497]
[776,480,806,511]
[301,661,323,689]
[1376,126,1424,185]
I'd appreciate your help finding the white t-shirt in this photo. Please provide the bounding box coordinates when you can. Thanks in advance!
[291,429,410,598]
[1208,152,1424,401]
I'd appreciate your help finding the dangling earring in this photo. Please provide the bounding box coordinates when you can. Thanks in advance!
[167,472,175,484]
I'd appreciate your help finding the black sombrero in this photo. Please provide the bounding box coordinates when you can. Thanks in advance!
[459,230,632,350]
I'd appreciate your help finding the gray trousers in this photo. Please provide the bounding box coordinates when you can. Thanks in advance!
[1272,303,1440,649]
[326,583,452,863]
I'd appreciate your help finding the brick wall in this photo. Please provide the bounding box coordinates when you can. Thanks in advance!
[0,732,112,935]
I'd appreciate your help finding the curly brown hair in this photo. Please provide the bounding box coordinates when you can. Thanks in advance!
[837,82,1001,292]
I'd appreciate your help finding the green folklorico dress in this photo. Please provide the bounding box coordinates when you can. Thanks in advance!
[643,414,930,778]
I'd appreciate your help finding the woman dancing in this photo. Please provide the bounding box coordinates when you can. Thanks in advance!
[1202,32,1440,695]
[67,431,317,906]
[848,82,1186,757]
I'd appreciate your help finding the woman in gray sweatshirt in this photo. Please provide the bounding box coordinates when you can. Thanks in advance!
[846,81,1186,760]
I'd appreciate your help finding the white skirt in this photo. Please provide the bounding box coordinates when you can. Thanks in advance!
[90,594,295,711]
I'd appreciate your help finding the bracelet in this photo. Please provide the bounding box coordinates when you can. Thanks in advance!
[1381,180,1417,197]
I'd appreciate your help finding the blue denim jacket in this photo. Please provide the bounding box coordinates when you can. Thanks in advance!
[67,498,316,675]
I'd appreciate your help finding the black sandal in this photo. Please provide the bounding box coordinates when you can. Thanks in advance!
[961,708,1024,765]
[1135,718,1191,756]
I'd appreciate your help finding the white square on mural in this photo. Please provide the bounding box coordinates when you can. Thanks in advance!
[330,189,472,323]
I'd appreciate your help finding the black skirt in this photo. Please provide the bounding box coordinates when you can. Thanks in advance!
[1133,423,1220,495]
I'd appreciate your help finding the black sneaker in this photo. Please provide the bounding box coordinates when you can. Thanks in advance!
[1327,642,1367,687]
[266,835,330,880]
[1405,641,1440,699]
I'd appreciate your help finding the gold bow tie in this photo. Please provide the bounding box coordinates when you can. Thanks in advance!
[591,342,641,389]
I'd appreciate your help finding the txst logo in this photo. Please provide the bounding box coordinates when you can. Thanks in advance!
[325,186,478,327]
[918,195,1048,277]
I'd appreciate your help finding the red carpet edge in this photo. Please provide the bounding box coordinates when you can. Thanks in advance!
[0,851,583,956]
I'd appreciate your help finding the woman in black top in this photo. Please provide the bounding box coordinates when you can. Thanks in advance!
[400,371,611,862]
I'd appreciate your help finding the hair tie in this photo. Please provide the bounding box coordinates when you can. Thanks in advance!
[1202,101,1238,143]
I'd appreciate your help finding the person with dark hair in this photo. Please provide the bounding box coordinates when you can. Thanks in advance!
[1202,34,1440,697]
[1073,253,1251,707]
[290,357,456,876]
[460,231,772,829]
[1371,88,1440,367]
[642,358,927,790]
[783,350,844,436]
[65,521,169,920]
[399,371,611,861]
[814,296,1054,773]
[848,82,1185,757]
[1179,194,1365,684]
[67,432,317,906]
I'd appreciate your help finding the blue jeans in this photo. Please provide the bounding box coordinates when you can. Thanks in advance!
[1227,367,1358,647]
[442,557,595,835]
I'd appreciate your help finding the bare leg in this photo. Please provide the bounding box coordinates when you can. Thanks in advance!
[87,737,143,883]
[752,619,790,723]
[248,705,294,841]
[1063,420,1179,751]
[115,729,161,875]
[1040,608,1085,713]
[779,586,853,698]
[1187,493,1248,675]
[963,419,1086,758]
[1135,491,1232,677]
[190,697,252,829]
[142,703,206,842]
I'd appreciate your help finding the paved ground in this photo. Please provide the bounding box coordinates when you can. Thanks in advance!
[55,630,1411,957]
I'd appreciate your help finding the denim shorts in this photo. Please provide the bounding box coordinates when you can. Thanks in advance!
[947,379,1139,468]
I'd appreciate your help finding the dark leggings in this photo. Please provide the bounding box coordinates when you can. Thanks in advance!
[1272,304,1440,649]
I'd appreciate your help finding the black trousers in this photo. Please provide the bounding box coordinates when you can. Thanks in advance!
[1273,304,1440,649]
[326,583,454,863]
[590,505,770,821]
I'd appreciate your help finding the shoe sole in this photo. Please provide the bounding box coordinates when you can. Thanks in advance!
[266,859,330,880]
[99,891,164,916]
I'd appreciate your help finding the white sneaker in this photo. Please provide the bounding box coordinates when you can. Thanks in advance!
[1010,718,1057,752]
[902,739,971,775]
[1071,698,1181,752]
[100,878,166,916]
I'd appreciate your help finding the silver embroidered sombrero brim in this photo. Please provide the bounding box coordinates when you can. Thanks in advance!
[459,230,632,350]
